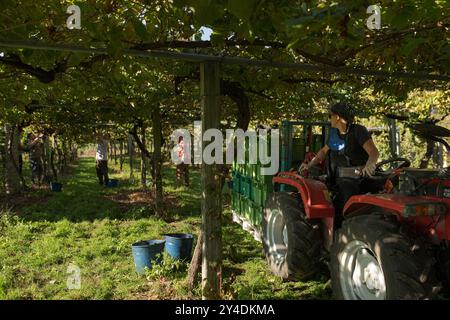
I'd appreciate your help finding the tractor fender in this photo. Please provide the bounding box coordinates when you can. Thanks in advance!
[272,172,334,219]
[343,194,403,218]
[343,193,450,242]
[343,193,433,217]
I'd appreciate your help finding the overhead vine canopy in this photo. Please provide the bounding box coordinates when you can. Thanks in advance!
[0,0,449,133]
[2,1,449,68]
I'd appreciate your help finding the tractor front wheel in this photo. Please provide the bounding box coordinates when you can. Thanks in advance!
[262,192,322,281]
[331,213,441,300]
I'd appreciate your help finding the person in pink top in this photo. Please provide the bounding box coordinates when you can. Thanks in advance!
[176,136,189,187]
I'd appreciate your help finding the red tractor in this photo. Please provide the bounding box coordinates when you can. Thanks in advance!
[262,157,450,299]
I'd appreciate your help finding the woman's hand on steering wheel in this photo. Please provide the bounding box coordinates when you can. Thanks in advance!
[375,157,411,173]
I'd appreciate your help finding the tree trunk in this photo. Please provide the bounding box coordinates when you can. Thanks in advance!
[140,125,148,189]
[130,122,153,187]
[200,62,223,300]
[222,80,250,131]
[128,134,134,180]
[72,145,78,162]
[55,137,63,176]
[152,106,164,218]
[0,128,5,192]
[42,135,51,181]
[187,231,203,292]
[18,153,23,175]
[433,143,444,169]
[60,139,67,174]
[4,124,21,194]
[51,136,58,182]
[388,118,399,158]
[119,140,124,172]
[420,139,435,169]
[113,141,117,165]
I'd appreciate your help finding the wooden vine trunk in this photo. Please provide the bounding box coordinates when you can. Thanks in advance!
[187,230,203,291]
[119,140,124,172]
[4,124,21,194]
[140,125,147,189]
[200,62,223,300]
[113,141,117,165]
[152,106,163,217]
[128,134,134,179]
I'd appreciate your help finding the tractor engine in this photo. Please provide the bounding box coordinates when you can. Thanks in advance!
[391,168,450,199]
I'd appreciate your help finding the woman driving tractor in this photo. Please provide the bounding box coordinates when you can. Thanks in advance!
[299,103,380,222]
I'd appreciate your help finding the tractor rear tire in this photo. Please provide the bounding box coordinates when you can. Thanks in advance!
[331,212,441,300]
[262,192,322,281]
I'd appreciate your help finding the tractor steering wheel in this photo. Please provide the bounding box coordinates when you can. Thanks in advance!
[375,157,411,173]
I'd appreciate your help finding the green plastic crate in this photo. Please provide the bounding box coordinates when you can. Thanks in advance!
[238,197,245,218]
[237,164,245,175]
[231,192,240,212]
[251,182,264,206]
[245,162,252,177]
[252,163,260,183]
[251,203,264,227]
[254,163,274,184]
[240,176,252,199]
[259,173,274,187]
[260,184,272,207]
[241,198,252,221]
[239,175,246,196]
[249,163,259,181]
[232,171,241,193]
[238,195,243,215]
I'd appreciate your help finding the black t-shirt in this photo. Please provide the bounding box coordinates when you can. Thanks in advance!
[336,124,371,166]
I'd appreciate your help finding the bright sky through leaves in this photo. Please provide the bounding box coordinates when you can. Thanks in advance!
[200,26,212,40]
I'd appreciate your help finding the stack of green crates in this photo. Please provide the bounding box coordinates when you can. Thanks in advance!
[230,127,326,232]
[230,131,278,230]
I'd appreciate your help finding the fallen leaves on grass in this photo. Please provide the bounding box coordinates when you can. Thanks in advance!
[107,189,179,216]
[0,189,51,215]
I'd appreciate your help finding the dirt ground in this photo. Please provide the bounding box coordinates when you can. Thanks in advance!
[0,187,50,215]
[107,188,179,213]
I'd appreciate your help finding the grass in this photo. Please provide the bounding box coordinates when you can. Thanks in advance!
[0,156,331,300]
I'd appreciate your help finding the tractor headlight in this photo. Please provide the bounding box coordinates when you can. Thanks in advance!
[403,202,448,218]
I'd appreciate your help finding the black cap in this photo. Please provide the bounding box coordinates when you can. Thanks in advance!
[330,103,355,123]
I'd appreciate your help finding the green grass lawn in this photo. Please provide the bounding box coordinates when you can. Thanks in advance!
[0,156,331,299]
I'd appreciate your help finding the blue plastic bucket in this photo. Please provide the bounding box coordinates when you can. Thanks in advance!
[131,240,165,274]
[50,182,62,192]
[107,179,119,187]
[164,233,194,261]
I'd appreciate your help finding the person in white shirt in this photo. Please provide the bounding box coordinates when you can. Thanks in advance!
[96,133,109,186]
